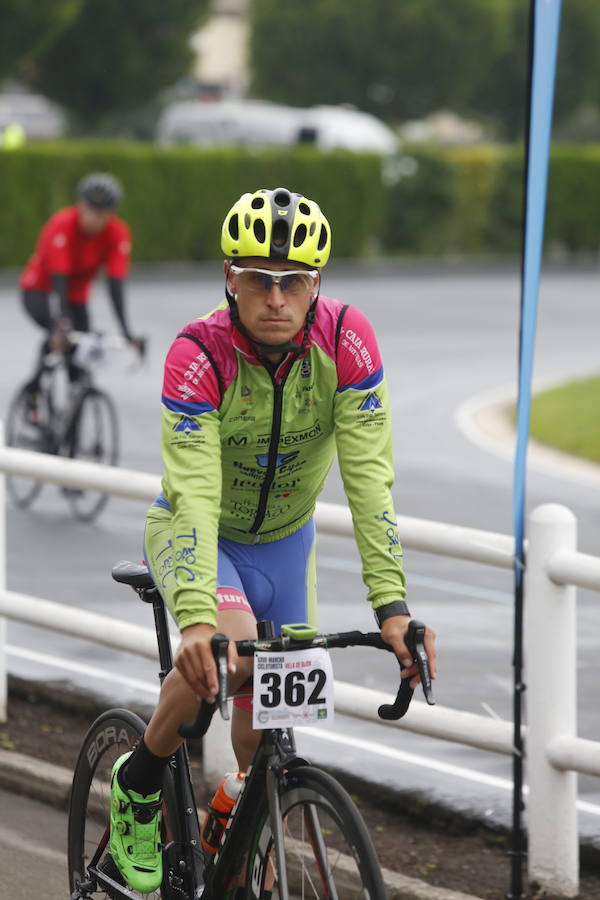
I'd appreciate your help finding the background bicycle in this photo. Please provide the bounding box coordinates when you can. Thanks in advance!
[6,330,144,522]
[67,561,433,900]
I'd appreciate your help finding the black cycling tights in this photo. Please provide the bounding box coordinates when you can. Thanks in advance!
[22,289,90,389]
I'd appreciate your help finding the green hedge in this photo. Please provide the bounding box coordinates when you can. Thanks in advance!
[2,140,600,265]
[0,142,384,266]
[382,143,600,257]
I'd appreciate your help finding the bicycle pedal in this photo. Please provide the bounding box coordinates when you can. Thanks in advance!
[70,880,96,899]
[96,855,127,899]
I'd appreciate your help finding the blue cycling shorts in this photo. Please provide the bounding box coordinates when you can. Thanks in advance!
[144,505,317,634]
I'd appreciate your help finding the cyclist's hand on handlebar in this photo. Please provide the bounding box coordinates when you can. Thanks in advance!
[175,623,238,702]
[49,316,72,353]
[127,335,147,358]
[380,616,437,689]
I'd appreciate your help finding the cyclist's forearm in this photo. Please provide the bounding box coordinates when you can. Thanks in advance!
[108,277,131,338]
[50,273,69,319]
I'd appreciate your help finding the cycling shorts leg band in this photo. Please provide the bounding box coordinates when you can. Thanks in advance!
[216,587,253,615]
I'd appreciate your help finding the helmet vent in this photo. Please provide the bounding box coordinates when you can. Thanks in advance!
[228,214,239,240]
[272,218,289,248]
[293,224,307,247]
[274,190,291,207]
[253,218,266,243]
[309,222,316,236]
[251,197,265,209]
[244,213,251,229]
[317,224,328,251]
[299,202,311,215]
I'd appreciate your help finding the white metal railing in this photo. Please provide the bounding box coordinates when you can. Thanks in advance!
[0,441,598,897]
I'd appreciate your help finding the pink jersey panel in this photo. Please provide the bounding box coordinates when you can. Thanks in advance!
[335,304,383,389]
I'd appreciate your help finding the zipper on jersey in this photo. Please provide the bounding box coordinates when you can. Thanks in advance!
[249,369,287,534]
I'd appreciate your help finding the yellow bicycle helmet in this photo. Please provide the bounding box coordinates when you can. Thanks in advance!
[221,187,331,267]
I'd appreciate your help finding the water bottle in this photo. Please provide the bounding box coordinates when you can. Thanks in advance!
[200,771,246,856]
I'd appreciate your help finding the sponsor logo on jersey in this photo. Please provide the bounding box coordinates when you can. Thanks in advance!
[358,392,383,413]
[301,356,311,378]
[255,451,299,469]
[227,434,248,446]
[177,382,195,400]
[256,422,322,446]
[174,416,201,434]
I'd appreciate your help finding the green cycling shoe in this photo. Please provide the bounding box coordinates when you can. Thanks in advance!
[109,751,163,894]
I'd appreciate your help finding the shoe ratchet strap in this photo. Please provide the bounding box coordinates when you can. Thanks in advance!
[378,619,435,720]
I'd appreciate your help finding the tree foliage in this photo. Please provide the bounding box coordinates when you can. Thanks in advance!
[250,0,600,138]
[0,0,83,82]
[27,0,210,129]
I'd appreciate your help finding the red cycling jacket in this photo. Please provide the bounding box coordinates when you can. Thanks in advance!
[20,206,131,304]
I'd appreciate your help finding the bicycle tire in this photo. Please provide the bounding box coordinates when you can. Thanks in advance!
[62,387,119,522]
[4,383,53,509]
[242,765,386,899]
[68,708,182,900]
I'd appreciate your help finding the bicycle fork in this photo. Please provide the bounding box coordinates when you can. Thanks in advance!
[266,764,290,899]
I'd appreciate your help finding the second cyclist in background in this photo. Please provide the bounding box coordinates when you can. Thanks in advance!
[19,172,142,420]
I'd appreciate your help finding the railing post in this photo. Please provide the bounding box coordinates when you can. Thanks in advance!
[525,503,578,896]
[0,421,6,723]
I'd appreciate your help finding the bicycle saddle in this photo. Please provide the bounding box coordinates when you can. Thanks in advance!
[111,560,156,590]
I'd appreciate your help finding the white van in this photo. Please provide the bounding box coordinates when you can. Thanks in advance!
[156,99,398,154]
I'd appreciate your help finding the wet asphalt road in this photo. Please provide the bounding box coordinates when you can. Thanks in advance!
[1,261,599,840]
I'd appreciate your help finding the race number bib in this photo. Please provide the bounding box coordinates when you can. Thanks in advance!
[252,648,334,729]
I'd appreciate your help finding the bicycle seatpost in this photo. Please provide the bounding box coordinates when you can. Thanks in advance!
[378,619,435,720]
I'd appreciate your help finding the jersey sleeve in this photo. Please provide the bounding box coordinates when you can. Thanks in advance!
[106,219,131,279]
[334,306,406,612]
[160,335,223,629]
[44,218,72,275]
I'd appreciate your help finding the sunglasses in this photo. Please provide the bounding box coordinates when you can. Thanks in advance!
[230,265,318,295]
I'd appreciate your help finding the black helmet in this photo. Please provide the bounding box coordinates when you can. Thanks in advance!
[76,173,123,211]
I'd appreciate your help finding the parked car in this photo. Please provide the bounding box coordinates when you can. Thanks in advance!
[0,87,64,139]
[156,99,398,154]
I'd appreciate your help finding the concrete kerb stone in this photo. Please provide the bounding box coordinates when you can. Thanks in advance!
[456,382,600,488]
[0,745,483,900]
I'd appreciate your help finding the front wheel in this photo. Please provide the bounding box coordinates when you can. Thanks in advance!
[67,709,181,900]
[62,387,119,521]
[244,765,386,899]
[4,384,54,509]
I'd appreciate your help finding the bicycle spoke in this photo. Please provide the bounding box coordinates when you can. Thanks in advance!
[246,767,385,899]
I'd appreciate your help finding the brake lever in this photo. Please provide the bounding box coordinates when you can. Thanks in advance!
[378,619,435,721]
[177,633,230,739]
[213,633,230,721]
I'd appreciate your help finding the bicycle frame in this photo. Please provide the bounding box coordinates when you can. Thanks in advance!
[74,564,432,900]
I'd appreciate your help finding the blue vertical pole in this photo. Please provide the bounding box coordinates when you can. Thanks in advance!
[511,0,562,896]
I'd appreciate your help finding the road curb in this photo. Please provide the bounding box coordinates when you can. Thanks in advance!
[0,745,484,900]
[0,747,72,809]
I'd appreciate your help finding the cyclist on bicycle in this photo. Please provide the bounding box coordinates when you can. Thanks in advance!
[19,172,141,419]
[108,187,437,893]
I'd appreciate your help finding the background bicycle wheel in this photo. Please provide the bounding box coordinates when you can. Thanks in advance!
[62,387,119,522]
[5,383,53,509]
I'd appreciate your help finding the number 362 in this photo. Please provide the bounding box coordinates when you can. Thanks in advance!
[260,669,326,708]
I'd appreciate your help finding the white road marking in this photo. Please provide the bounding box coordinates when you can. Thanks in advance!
[6,645,160,697]
[319,556,512,605]
[0,821,68,865]
[297,727,600,817]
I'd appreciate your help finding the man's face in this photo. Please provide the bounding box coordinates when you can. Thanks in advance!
[77,201,112,235]
[225,257,318,348]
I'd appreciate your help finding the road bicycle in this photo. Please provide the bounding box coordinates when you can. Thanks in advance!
[68,561,434,900]
[6,331,142,522]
